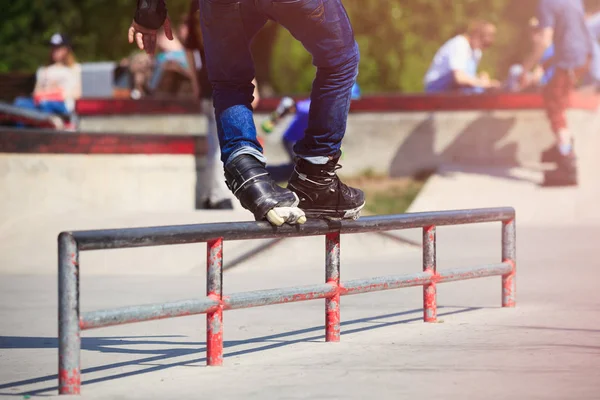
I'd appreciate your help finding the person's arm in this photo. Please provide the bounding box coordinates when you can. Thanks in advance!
[522,28,553,74]
[521,0,554,84]
[447,37,496,88]
[453,70,488,87]
[32,67,44,95]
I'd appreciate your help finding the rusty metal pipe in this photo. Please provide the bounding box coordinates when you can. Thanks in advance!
[206,238,223,366]
[502,218,517,307]
[58,232,81,395]
[80,298,219,330]
[69,208,515,251]
[423,226,437,322]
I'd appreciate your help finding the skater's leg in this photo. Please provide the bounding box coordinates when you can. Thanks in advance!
[198,0,266,165]
[543,69,573,152]
[541,68,578,186]
[199,0,305,224]
[264,0,359,161]
[202,98,233,209]
[264,0,365,219]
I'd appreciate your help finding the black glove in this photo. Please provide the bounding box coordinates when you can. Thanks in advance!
[134,0,168,30]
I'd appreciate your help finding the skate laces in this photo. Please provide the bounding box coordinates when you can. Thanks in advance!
[324,164,342,181]
[327,164,353,197]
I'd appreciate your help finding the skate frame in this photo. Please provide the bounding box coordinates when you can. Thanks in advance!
[57,207,516,395]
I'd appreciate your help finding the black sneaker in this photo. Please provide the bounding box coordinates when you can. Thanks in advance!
[287,151,365,220]
[542,151,578,187]
[224,154,305,225]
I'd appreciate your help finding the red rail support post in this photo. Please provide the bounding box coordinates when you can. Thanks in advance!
[422,226,437,322]
[60,207,517,395]
[206,238,224,365]
[502,218,516,307]
[58,232,81,394]
[325,232,341,342]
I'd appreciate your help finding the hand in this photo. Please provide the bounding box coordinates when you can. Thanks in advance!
[518,72,532,89]
[128,18,173,56]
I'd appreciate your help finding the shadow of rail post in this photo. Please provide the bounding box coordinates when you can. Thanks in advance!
[58,207,516,395]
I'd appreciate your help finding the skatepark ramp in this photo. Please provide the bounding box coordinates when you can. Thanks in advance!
[57,207,516,395]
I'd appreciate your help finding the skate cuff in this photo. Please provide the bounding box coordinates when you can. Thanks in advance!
[231,172,269,196]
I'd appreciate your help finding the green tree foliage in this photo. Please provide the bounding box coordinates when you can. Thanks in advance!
[0,0,191,73]
[273,0,538,93]
[1,0,539,93]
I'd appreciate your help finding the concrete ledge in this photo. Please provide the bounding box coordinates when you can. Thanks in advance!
[0,128,207,154]
[3,108,598,179]
[75,92,600,116]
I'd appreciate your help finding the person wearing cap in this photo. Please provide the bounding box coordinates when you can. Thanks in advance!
[519,0,594,187]
[13,33,82,125]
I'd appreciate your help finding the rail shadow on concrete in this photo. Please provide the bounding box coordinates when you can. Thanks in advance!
[0,306,481,397]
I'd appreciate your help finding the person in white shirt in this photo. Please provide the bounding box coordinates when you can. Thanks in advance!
[14,33,82,120]
[424,20,500,94]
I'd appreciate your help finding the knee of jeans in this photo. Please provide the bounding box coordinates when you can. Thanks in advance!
[336,43,360,82]
[340,42,359,71]
[316,40,359,75]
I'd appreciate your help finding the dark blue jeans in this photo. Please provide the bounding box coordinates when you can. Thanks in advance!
[199,0,359,165]
[14,97,69,115]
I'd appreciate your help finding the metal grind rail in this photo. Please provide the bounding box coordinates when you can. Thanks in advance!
[58,207,516,395]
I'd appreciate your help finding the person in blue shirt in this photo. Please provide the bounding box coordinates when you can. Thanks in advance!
[424,20,501,94]
[532,12,600,89]
[519,0,594,187]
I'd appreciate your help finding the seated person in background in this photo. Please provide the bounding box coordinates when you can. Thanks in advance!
[114,51,153,99]
[148,22,190,93]
[424,20,500,94]
[13,33,81,121]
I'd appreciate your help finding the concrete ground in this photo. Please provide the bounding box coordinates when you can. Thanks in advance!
[1,220,599,399]
[2,107,600,398]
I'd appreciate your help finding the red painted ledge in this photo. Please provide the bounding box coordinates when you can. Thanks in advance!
[0,128,206,155]
[75,92,599,116]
